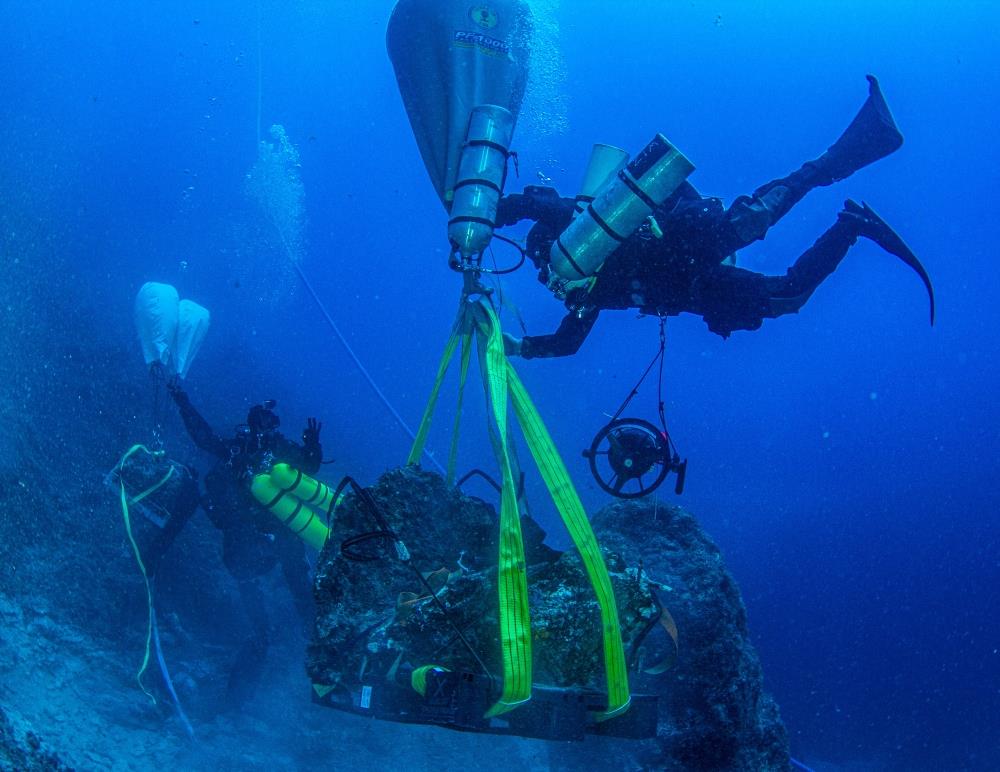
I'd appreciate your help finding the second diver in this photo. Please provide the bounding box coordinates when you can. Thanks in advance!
[498,76,935,358]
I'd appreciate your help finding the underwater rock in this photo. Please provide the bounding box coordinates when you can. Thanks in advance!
[309,467,786,769]
[592,499,790,771]
[308,466,501,687]
[308,466,661,692]
[0,704,72,772]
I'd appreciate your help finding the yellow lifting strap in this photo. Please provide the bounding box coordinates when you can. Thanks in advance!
[114,443,177,705]
[406,297,464,471]
[408,283,630,721]
[410,664,451,696]
[446,332,474,485]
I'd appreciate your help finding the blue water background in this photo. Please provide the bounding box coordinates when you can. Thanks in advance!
[3,1,998,768]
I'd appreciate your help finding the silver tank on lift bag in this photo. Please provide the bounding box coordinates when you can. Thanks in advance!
[550,134,695,281]
[447,105,516,260]
[386,0,532,265]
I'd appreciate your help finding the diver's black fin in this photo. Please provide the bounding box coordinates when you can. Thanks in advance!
[821,75,904,182]
[843,199,935,325]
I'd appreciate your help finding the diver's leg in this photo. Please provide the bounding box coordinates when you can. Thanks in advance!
[723,75,903,249]
[690,266,773,338]
[142,475,199,578]
[225,578,270,708]
[278,535,315,634]
[763,216,858,317]
[764,200,934,323]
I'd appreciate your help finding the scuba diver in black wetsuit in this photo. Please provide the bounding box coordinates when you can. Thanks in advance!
[497,76,935,359]
[167,381,323,706]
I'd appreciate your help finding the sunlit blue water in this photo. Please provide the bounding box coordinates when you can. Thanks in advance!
[3,1,998,769]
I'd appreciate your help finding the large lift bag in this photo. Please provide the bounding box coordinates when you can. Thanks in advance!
[134,282,210,379]
[175,299,210,379]
[387,0,533,209]
[135,282,180,372]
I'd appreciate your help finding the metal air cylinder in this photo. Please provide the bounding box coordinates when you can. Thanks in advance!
[550,134,694,281]
[447,104,516,260]
[572,143,630,218]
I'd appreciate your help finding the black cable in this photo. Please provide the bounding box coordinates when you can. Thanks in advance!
[611,316,666,422]
[653,317,683,458]
[455,468,502,493]
[480,234,527,275]
[655,317,671,437]
[340,529,395,562]
[450,235,527,276]
[334,476,497,688]
[456,468,526,501]
[328,474,359,527]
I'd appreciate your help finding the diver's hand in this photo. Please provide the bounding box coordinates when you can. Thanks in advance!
[303,418,322,448]
[496,186,569,228]
[166,376,188,404]
[495,194,528,227]
[503,333,524,358]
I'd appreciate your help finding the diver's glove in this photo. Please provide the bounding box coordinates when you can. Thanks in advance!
[502,333,524,358]
[495,193,529,227]
[302,418,322,448]
[496,186,575,228]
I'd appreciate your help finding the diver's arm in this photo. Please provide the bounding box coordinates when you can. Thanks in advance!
[299,417,322,474]
[496,185,576,228]
[168,385,228,459]
[520,307,600,359]
[297,440,322,476]
[273,434,322,476]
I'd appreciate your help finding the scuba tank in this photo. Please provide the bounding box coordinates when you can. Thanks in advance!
[572,143,630,219]
[447,105,516,261]
[550,135,694,282]
[251,463,333,551]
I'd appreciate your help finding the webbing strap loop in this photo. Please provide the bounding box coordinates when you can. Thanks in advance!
[446,333,474,485]
[473,302,532,717]
[411,664,451,697]
[407,287,631,720]
[114,444,163,705]
[130,468,175,505]
[506,363,630,720]
[407,298,467,467]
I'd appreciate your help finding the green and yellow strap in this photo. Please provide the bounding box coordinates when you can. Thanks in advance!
[446,331,474,485]
[507,361,630,719]
[476,302,532,717]
[408,289,630,720]
[406,301,464,470]
[114,444,176,704]
[410,664,451,696]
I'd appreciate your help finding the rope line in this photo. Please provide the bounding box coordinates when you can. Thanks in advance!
[291,261,445,475]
